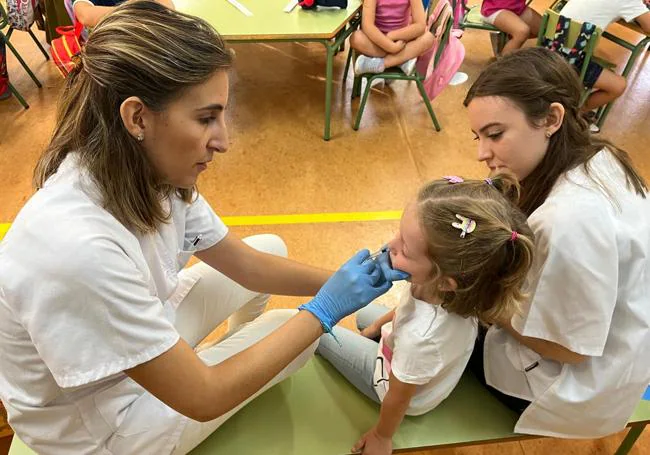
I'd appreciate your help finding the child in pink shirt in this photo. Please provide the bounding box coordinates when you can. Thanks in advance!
[352,0,435,75]
[481,0,541,54]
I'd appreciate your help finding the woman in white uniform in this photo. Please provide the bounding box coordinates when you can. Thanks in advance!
[0,2,406,454]
[463,47,650,438]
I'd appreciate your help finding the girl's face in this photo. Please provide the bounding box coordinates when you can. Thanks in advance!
[467,96,550,181]
[386,203,433,285]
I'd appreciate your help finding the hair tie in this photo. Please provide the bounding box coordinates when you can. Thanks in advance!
[69,53,84,77]
[485,178,493,186]
[510,231,518,242]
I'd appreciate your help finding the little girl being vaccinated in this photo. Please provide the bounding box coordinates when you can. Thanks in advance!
[317,174,535,455]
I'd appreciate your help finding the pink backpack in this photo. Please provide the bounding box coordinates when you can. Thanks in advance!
[415,0,466,100]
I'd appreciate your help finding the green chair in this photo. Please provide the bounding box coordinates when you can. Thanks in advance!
[0,2,49,109]
[536,9,602,108]
[453,0,533,55]
[349,0,453,132]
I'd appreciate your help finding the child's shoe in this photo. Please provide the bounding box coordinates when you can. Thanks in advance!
[354,56,385,75]
[399,58,417,75]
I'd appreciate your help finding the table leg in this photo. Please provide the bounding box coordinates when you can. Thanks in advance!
[324,42,335,141]
[614,423,646,455]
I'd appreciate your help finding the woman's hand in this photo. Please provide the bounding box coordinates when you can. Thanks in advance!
[351,427,393,455]
[299,250,393,332]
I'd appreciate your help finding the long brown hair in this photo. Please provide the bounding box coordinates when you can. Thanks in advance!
[464,47,646,216]
[33,0,233,233]
[416,173,534,324]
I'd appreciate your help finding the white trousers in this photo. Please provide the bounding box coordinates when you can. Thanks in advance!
[171,234,318,454]
[105,234,316,455]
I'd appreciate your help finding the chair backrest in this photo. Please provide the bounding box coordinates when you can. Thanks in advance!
[0,3,9,30]
[536,8,601,83]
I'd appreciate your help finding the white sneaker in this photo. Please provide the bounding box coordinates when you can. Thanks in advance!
[354,56,385,75]
[399,58,417,75]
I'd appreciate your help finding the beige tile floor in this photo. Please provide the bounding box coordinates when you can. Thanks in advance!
[1,0,649,453]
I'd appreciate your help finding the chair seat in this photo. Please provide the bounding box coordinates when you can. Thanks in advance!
[463,5,498,31]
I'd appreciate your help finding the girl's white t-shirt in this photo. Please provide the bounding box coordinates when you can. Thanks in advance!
[373,287,478,415]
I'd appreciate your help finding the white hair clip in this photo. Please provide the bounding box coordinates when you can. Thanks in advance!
[452,214,476,238]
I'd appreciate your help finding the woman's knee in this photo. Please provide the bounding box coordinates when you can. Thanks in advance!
[243,234,288,258]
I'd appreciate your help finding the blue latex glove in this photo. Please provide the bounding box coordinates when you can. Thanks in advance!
[374,249,410,284]
[299,250,399,333]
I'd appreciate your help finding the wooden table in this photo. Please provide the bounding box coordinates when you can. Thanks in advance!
[175,0,362,141]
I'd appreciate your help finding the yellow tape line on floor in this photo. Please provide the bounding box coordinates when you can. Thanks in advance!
[0,211,402,241]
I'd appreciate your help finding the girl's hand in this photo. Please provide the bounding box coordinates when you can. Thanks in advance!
[351,427,393,455]
[360,323,381,339]
[390,40,406,53]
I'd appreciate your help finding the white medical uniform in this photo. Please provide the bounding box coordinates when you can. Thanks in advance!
[560,0,649,30]
[0,153,315,454]
[484,150,650,438]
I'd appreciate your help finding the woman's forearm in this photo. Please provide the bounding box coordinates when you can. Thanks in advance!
[240,250,331,296]
[500,320,588,364]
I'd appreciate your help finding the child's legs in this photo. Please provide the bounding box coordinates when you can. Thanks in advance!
[171,309,318,454]
[520,6,541,38]
[493,10,532,54]
[350,30,388,58]
[173,234,287,348]
[355,303,392,331]
[583,69,627,111]
[316,326,382,403]
[383,31,435,68]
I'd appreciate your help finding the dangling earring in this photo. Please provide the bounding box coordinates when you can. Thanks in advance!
[137,133,144,142]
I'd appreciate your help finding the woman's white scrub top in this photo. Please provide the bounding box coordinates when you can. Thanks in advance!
[0,153,228,454]
[485,150,650,438]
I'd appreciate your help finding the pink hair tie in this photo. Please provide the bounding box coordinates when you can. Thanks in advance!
[510,231,518,242]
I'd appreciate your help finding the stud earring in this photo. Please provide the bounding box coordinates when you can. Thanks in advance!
[545,131,552,138]
[137,133,144,142]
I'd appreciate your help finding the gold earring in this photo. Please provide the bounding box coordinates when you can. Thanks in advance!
[137,133,144,142]
[545,131,552,138]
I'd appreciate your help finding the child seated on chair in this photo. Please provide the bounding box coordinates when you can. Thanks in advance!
[352,0,436,75]
[317,174,534,455]
[481,0,542,54]
[559,0,650,127]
